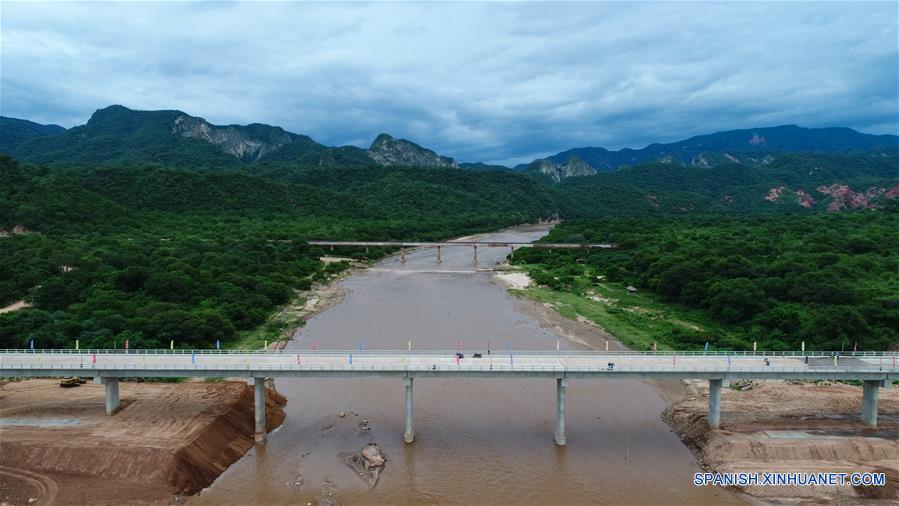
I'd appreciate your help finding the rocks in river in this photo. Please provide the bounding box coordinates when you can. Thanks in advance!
[361,443,386,469]
[340,443,387,488]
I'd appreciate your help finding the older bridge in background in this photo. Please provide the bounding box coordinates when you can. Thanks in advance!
[307,240,617,264]
[2,349,894,445]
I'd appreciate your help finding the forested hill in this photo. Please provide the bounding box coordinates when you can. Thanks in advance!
[3,106,897,177]
[0,106,459,170]
[2,105,365,168]
[0,117,66,154]
[0,154,560,350]
[512,212,899,352]
[555,149,899,216]
[0,157,559,235]
[523,125,899,179]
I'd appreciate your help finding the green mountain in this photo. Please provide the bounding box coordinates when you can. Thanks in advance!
[4,107,896,180]
[0,106,463,170]
[518,125,899,180]
[0,117,65,154]
[4,105,374,169]
[555,149,899,216]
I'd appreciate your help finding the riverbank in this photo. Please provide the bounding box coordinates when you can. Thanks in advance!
[497,272,899,502]
[239,266,355,352]
[665,380,899,502]
[0,379,286,505]
[500,276,687,404]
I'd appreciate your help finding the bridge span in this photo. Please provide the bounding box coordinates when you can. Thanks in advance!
[2,349,895,445]
[307,240,617,264]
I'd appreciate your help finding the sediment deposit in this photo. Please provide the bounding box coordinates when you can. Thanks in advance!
[0,379,286,505]
[665,380,899,502]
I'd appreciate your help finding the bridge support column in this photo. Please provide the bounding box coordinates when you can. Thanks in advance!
[708,379,722,429]
[862,380,880,427]
[401,247,406,264]
[404,377,415,443]
[436,246,442,264]
[103,378,120,416]
[555,378,568,446]
[254,377,266,442]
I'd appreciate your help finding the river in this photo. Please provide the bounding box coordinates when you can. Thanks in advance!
[191,225,741,505]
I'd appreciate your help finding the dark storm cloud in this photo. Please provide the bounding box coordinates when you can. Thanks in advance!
[1,1,896,165]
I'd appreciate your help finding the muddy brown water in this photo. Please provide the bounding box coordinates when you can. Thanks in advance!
[191,226,741,505]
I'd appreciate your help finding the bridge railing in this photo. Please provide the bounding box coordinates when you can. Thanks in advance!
[1,363,897,374]
[1,349,894,357]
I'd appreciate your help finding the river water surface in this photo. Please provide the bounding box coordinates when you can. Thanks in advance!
[192,226,741,505]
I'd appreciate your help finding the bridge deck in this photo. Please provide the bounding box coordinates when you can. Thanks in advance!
[2,350,896,380]
[307,241,617,249]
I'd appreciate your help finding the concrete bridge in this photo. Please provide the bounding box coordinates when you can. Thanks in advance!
[2,349,895,445]
[307,240,616,264]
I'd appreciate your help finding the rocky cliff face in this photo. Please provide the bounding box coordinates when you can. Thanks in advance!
[765,183,899,210]
[526,156,598,182]
[172,115,296,162]
[367,133,458,168]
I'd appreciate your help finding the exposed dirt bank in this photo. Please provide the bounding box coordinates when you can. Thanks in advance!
[665,380,899,503]
[0,379,286,505]
[0,301,30,314]
[493,271,532,290]
[265,275,351,352]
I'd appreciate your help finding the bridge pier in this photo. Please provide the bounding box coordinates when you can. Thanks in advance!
[862,380,880,427]
[708,379,722,429]
[404,377,415,443]
[254,377,266,442]
[101,378,120,415]
[555,378,568,446]
[436,245,442,264]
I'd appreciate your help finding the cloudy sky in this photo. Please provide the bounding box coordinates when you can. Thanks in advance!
[2,1,897,165]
